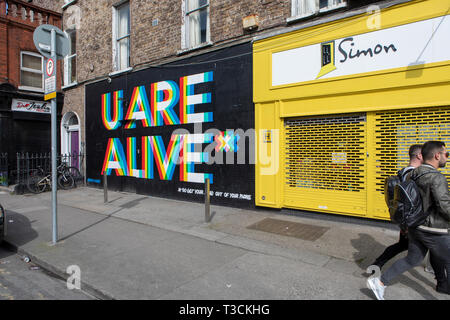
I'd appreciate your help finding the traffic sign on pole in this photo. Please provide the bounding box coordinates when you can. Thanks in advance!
[44,57,56,101]
[33,24,69,245]
[33,24,69,60]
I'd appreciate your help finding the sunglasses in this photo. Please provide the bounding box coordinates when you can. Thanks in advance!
[441,151,450,158]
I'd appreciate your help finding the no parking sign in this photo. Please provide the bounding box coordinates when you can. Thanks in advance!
[44,57,56,100]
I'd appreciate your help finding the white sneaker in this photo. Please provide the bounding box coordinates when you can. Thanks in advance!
[367,277,386,300]
[424,266,434,274]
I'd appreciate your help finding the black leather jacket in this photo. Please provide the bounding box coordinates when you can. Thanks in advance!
[411,164,450,233]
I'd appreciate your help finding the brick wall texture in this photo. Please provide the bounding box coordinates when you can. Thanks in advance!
[56,0,293,143]
[0,1,62,88]
[57,0,295,84]
[55,0,382,144]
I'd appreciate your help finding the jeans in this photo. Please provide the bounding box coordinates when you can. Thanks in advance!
[373,231,408,268]
[381,228,450,292]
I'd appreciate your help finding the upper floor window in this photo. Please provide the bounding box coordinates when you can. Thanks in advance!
[64,29,77,86]
[20,52,43,91]
[184,0,210,49]
[291,0,346,19]
[113,1,130,71]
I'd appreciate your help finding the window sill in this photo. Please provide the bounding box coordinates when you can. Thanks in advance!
[62,0,78,10]
[319,2,347,13]
[286,12,316,24]
[109,67,133,77]
[62,82,78,90]
[287,3,348,24]
[18,86,44,93]
[177,42,214,56]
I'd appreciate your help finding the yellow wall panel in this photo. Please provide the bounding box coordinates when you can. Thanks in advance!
[253,0,450,220]
[254,0,450,107]
[255,102,283,208]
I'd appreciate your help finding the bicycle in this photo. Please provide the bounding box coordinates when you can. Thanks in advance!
[64,165,83,186]
[27,163,75,194]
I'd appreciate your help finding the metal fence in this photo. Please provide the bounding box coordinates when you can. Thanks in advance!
[15,152,85,190]
[0,153,8,186]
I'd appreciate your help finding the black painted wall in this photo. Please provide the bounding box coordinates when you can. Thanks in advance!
[0,88,63,184]
[85,42,255,208]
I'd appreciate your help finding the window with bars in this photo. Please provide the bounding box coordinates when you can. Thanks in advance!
[20,52,44,91]
[64,29,77,86]
[184,0,209,49]
[113,1,130,71]
[291,0,346,19]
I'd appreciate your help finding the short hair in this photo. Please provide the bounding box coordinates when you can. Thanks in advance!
[421,141,446,161]
[408,144,422,160]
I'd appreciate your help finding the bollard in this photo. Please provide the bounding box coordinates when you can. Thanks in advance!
[103,172,108,203]
[205,178,210,223]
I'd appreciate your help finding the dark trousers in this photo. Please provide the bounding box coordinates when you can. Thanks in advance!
[373,231,409,268]
[381,228,450,292]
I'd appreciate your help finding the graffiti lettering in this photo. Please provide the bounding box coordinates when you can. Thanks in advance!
[101,71,213,130]
[102,134,213,184]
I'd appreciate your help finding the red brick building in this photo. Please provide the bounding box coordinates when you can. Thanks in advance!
[0,0,63,185]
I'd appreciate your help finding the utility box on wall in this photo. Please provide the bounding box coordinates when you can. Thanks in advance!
[243,14,259,31]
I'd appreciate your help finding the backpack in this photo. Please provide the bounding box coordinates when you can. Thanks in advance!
[384,168,413,213]
[391,172,432,229]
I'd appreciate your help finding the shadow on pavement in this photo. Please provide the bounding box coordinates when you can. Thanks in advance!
[58,207,123,242]
[351,233,438,300]
[350,233,387,270]
[1,210,39,259]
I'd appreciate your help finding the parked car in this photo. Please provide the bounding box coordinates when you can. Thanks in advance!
[0,204,4,242]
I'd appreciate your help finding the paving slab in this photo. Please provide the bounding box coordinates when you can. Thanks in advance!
[0,186,448,300]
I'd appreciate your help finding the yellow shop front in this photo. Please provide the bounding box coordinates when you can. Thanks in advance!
[253,0,450,221]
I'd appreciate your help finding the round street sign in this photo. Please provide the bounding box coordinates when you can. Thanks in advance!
[46,58,55,77]
[33,24,69,60]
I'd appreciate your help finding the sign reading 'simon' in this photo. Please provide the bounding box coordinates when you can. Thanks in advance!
[272,14,450,86]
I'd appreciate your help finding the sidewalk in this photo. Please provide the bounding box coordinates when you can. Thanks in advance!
[0,185,448,300]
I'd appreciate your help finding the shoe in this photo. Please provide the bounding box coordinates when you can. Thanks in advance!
[367,277,386,300]
[436,283,449,295]
[424,266,434,274]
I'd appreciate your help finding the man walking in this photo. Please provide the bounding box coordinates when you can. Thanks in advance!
[367,141,450,300]
[369,144,423,270]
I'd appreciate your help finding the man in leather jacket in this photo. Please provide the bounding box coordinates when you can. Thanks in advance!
[367,141,450,300]
[369,144,423,269]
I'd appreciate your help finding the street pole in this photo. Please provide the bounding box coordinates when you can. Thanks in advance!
[103,172,108,203]
[33,24,69,245]
[51,28,58,244]
[205,178,210,223]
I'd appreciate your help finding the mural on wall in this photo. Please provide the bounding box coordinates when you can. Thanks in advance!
[86,43,254,207]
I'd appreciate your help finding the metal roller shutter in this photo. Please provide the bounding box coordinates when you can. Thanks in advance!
[283,107,450,219]
[284,113,367,216]
[371,106,450,217]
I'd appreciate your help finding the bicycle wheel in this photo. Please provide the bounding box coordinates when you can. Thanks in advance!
[66,166,83,186]
[27,174,47,194]
[58,173,74,190]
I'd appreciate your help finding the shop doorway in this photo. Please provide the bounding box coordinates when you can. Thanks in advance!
[283,113,368,216]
